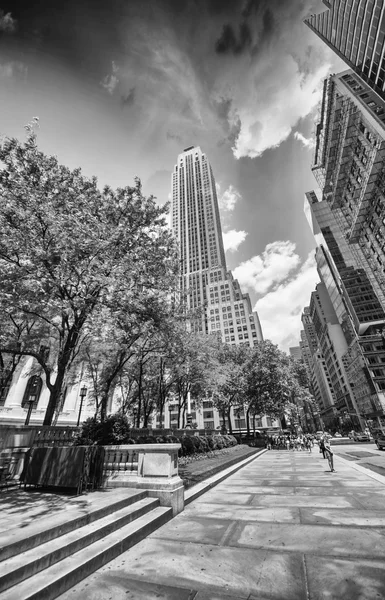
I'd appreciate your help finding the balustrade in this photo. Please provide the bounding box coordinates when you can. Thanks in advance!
[103,447,138,476]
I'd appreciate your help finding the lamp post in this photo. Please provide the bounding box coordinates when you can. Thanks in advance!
[24,394,37,426]
[169,405,173,430]
[76,386,87,427]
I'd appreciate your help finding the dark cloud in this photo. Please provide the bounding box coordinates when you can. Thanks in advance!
[213,97,232,121]
[215,0,302,57]
[121,87,135,108]
[242,0,265,19]
[167,131,182,143]
[251,9,276,57]
[215,22,252,55]
[0,10,17,33]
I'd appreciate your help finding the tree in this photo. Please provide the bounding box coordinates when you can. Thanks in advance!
[211,343,249,433]
[243,340,293,435]
[0,120,177,424]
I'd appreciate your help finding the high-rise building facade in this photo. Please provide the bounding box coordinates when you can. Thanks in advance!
[171,146,263,346]
[164,146,273,432]
[305,0,385,99]
[310,70,385,304]
[289,346,302,360]
[303,69,385,430]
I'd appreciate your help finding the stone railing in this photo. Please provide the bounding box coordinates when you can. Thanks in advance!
[102,443,183,515]
[1,441,184,516]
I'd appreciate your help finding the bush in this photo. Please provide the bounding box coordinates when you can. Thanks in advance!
[73,414,132,446]
[180,436,195,456]
[214,435,225,449]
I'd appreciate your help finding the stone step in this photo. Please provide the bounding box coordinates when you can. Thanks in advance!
[0,497,159,594]
[0,489,148,561]
[3,505,172,600]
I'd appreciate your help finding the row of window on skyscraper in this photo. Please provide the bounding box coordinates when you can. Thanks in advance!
[293,2,385,433]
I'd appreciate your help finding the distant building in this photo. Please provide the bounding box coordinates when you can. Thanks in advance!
[171,146,263,346]
[159,146,273,432]
[305,0,385,100]
[289,346,302,360]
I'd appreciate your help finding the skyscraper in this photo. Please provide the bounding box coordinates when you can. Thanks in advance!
[297,59,385,431]
[305,0,385,99]
[171,146,263,346]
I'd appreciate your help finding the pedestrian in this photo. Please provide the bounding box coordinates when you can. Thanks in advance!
[319,436,326,459]
[324,436,335,472]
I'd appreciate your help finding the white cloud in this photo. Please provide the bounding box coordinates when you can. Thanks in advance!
[209,4,342,159]
[233,240,301,294]
[101,61,119,95]
[0,11,17,33]
[294,131,315,149]
[223,229,247,252]
[229,58,330,159]
[0,61,27,78]
[219,184,241,212]
[255,251,319,352]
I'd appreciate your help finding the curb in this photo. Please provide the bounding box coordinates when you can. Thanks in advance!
[184,448,267,505]
[335,454,385,485]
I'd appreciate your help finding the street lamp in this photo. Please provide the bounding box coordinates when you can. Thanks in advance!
[24,394,37,426]
[76,386,88,427]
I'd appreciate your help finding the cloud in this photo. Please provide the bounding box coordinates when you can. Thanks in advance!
[121,87,136,108]
[255,251,319,352]
[218,184,242,212]
[0,11,17,33]
[294,131,315,149]
[227,58,330,159]
[223,229,247,252]
[233,240,301,294]
[0,61,28,78]
[166,131,182,143]
[210,0,336,158]
[215,22,253,55]
[101,61,119,95]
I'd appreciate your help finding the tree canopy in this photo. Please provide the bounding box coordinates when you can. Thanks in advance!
[0,121,178,424]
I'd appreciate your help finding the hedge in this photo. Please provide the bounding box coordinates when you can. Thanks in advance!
[73,415,238,457]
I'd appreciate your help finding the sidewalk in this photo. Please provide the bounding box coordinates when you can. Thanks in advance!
[57,449,385,600]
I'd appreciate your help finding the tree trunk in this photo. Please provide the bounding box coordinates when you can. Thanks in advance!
[246,406,251,437]
[43,367,65,426]
[136,357,143,428]
[227,407,232,434]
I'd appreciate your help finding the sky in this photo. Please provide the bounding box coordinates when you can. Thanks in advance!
[0,0,345,352]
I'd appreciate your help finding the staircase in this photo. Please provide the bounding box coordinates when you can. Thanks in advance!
[0,490,172,600]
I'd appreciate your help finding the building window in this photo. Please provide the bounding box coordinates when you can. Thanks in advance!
[203,401,213,408]
[203,411,214,419]
[0,370,11,407]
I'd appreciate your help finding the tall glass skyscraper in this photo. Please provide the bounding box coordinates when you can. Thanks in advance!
[171,146,263,346]
[305,0,385,99]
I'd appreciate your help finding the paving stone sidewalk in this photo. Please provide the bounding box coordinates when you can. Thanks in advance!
[179,445,262,489]
[58,449,385,600]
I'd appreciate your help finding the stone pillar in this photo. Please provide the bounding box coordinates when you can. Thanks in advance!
[102,443,184,516]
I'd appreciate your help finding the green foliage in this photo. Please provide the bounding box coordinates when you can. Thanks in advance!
[73,414,132,446]
[0,123,178,425]
[178,434,236,457]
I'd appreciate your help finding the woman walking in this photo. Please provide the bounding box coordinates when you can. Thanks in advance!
[324,436,335,472]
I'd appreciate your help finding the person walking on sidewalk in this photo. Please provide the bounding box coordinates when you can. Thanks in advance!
[324,436,335,472]
[319,436,326,459]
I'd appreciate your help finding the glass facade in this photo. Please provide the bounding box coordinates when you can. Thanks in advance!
[305,0,385,99]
